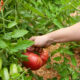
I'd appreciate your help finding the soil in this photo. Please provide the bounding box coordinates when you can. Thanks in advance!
[32,44,80,80]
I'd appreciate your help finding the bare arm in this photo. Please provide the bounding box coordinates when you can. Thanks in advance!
[30,22,80,47]
[47,22,80,43]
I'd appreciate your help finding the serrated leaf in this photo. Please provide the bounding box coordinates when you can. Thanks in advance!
[24,2,45,17]
[8,21,17,28]
[5,10,13,17]
[53,19,63,28]
[12,29,28,38]
[11,40,34,52]
[3,32,12,40]
[60,48,74,55]
[0,39,7,49]
[72,71,78,79]
[26,76,32,80]
[71,56,77,66]
[11,73,20,79]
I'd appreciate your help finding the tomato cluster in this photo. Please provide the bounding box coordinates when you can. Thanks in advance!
[22,49,49,70]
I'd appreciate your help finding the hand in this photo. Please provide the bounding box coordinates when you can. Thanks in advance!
[29,35,51,47]
[27,46,43,53]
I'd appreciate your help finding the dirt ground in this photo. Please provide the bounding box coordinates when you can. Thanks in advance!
[32,44,80,80]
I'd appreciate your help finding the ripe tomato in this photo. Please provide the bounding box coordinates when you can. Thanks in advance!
[40,50,49,65]
[0,0,4,11]
[23,52,43,70]
[22,49,49,70]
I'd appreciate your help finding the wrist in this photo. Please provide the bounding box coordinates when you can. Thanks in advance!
[45,28,66,43]
[45,33,55,44]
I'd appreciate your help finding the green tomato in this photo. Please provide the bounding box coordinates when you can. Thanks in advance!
[17,65,23,73]
[1,68,10,80]
[0,58,2,70]
[10,63,18,75]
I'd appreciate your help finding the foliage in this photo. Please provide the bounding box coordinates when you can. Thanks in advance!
[0,0,80,80]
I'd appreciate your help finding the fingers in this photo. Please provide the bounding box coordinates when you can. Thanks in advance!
[27,46,35,52]
[28,36,44,52]
[34,47,42,52]
[27,46,43,53]
[29,36,36,41]
[29,36,41,47]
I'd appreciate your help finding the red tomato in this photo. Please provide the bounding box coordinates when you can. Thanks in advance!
[1,0,4,6]
[40,50,49,65]
[22,49,49,70]
[0,0,4,11]
[23,52,43,70]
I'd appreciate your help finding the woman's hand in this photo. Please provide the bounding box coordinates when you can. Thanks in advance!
[28,35,52,53]
[29,35,51,47]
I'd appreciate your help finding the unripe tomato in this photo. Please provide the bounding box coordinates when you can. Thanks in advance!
[23,52,43,70]
[0,58,2,70]
[10,64,18,75]
[1,68,10,80]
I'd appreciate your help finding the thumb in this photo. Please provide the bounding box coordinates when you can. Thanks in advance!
[29,36,36,41]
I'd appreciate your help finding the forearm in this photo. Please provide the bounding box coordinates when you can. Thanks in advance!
[46,22,80,43]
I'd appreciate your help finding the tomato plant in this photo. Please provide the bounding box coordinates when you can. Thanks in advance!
[0,0,80,80]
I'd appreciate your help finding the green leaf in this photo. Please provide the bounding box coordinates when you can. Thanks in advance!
[17,53,28,61]
[51,49,59,56]
[53,57,62,61]
[0,39,7,49]
[12,29,28,38]
[46,64,52,69]
[17,65,23,73]
[60,76,69,80]
[24,2,45,17]
[64,57,69,63]
[72,71,78,79]
[59,69,69,77]
[11,73,20,79]
[11,40,34,52]
[8,21,17,28]
[26,76,32,80]
[53,19,63,28]
[3,32,12,40]
[60,48,74,55]
[71,56,77,66]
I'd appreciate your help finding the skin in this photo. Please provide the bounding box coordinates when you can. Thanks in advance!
[29,22,80,49]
